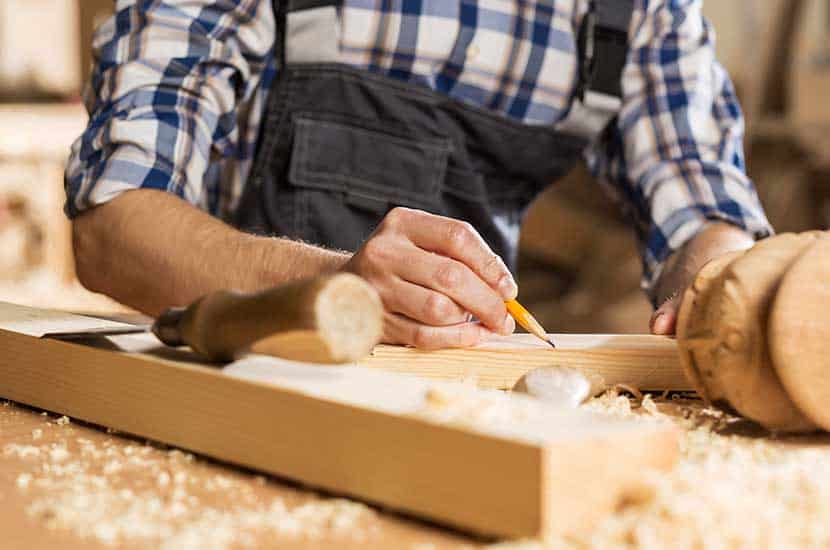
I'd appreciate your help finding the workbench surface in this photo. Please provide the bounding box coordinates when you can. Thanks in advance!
[4,393,830,548]
[0,401,477,550]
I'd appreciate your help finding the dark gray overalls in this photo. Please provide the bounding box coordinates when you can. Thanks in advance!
[237,0,633,273]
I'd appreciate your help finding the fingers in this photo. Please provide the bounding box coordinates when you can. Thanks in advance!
[651,294,680,335]
[345,207,517,348]
[388,208,518,300]
[394,243,512,333]
[381,278,469,326]
[382,312,494,350]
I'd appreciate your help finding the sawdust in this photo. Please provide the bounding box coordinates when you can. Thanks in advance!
[419,384,544,427]
[414,383,612,444]
[7,415,379,548]
[9,393,830,549]
[4,443,41,459]
[639,394,658,416]
[490,391,830,549]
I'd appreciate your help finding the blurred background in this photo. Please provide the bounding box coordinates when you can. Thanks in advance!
[0,0,827,331]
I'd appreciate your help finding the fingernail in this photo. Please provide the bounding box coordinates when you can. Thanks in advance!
[498,275,519,300]
[653,312,669,335]
[651,311,663,329]
[502,315,516,335]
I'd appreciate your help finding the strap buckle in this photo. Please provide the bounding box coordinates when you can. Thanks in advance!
[562,0,631,140]
[578,9,598,99]
[577,0,630,101]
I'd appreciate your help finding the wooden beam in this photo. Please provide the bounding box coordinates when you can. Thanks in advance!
[0,302,679,539]
[360,334,689,391]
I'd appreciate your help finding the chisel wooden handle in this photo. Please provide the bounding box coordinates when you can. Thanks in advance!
[152,273,383,364]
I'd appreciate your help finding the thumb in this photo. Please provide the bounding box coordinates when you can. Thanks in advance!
[650,294,680,336]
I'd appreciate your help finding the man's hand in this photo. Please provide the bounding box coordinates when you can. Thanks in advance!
[650,222,756,335]
[343,208,517,349]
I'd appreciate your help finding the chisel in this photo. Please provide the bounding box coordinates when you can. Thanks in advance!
[44,273,384,364]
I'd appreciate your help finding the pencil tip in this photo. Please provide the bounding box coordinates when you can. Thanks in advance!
[547,338,556,349]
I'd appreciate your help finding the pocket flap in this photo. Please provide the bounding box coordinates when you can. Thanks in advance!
[288,116,451,209]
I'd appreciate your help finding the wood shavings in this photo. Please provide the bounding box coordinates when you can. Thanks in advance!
[414,383,590,444]
[5,418,379,548]
[157,472,171,487]
[16,473,32,489]
[487,397,830,549]
[581,389,636,418]
[48,444,69,462]
[4,443,41,459]
[419,384,543,428]
[611,383,644,401]
[55,415,70,426]
[640,394,659,416]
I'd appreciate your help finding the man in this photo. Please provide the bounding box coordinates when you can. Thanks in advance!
[66,0,771,349]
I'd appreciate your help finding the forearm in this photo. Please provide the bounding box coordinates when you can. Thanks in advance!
[72,190,348,316]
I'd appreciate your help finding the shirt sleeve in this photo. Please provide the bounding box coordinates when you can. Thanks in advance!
[585,0,773,304]
[64,0,274,218]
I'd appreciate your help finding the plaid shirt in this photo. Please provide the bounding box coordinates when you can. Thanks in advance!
[65,0,773,296]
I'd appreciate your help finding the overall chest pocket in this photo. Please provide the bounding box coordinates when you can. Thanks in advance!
[288,115,453,212]
[284,114,453,250]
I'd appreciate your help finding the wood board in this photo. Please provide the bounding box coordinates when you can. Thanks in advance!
[361,334,689,391]
[0,302,679,539]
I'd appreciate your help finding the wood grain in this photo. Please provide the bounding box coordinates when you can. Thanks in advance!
[770,236,830,430]
[707,234,819,432]
[679,235,820,433]
[361,334,688,391]
[0,302,679,540]
[676,251,745,404]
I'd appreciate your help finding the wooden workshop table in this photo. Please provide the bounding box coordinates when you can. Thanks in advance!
[0,400,478,550]
[8,392,830,549]
[7,392,830,549]
[4,304,830,548]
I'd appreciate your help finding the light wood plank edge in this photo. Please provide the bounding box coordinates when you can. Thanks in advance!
[361,345,690,391]
[0,328,544,538]
[542,424,680,535]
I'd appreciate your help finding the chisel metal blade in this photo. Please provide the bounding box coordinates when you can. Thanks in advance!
[43,325,151,341]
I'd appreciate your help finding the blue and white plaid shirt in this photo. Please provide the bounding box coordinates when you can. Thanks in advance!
[65,0,773,295]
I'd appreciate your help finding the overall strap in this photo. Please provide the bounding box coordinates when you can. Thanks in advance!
[273,0,342,67]
[273,0,634,139]
[560,0,635,140]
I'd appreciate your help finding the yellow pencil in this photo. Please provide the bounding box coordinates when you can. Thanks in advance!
[505,299,556,348]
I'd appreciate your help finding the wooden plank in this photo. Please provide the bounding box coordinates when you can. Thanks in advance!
[0,302,679,539]
[361,334,689,391]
